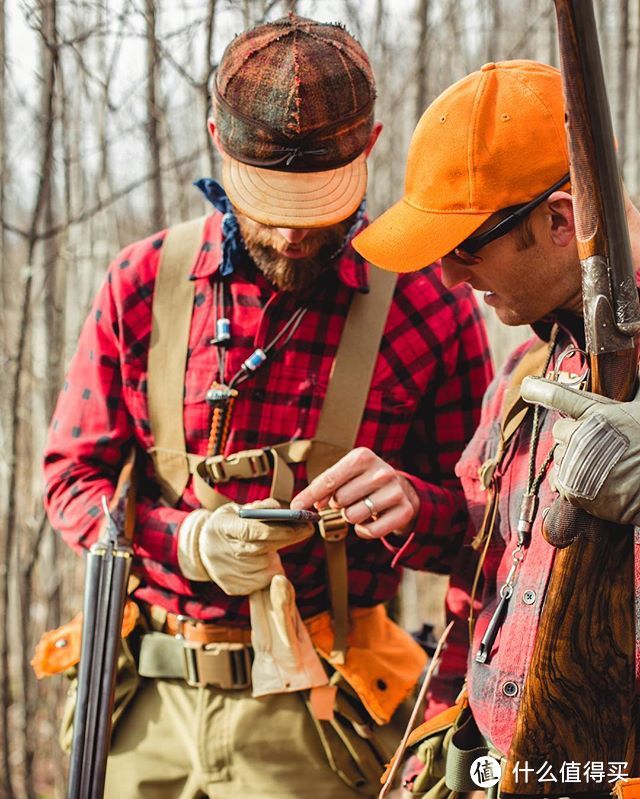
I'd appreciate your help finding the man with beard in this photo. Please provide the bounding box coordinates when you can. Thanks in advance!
[43,15,491,798]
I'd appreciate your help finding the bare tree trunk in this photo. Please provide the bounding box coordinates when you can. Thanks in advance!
[635,0,640,195]
[145,0,165,230]
[0,0,5,357]
[487,0,501,62]
[2,1,59,795]
[0,0,14,780]
[617,0,630,171]
[415,0,430,123]
[20,2,59,793]
[548,0,558,66]
[202,0,218,178]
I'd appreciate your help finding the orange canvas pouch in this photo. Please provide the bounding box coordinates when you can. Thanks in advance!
[307,603,427,725]
[31,599,140,679]
[302,604,427,794]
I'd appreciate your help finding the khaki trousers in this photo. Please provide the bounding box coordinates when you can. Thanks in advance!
[104,677,400,798]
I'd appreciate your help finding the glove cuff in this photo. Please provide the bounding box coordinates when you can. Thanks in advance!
[177,509,211,581]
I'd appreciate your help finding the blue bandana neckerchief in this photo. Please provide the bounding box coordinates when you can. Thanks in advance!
[194,178,244,276]
[194,178,367,277]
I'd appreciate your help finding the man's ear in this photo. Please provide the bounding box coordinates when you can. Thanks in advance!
[207,118,224,155]
[546,191,575,248]
[363,122,383,158]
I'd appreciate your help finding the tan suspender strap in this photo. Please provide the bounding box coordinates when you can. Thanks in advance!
[307,266,398,664]
[306,267,398,481]
[147,217,207,505]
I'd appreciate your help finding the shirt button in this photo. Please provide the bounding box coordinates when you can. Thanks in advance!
[502,681,519,697]
[522,590,536,605]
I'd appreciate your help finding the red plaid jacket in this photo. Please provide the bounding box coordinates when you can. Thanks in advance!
[44,211,492,623]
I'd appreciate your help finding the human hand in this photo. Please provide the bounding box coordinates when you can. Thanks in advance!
[177,498,314,594]
[290,447,420,539]
[521,375,640,526]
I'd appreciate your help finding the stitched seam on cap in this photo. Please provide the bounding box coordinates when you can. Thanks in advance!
[511,68,566,156]
[468,72,488,211]
[402,197,495,214]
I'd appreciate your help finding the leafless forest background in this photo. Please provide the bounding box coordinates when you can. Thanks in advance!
[1,0,638,795]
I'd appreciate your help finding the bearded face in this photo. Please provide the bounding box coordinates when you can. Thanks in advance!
[235,210,357,297]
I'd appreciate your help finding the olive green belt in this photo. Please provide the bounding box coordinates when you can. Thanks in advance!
[137,631,253,690]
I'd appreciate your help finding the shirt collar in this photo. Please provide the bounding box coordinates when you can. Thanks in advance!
[190,178,370,292]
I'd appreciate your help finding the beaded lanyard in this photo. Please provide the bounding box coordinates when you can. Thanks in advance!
[205,277,309,456]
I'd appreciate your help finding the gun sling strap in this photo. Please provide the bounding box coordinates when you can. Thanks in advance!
[146,215,397,663]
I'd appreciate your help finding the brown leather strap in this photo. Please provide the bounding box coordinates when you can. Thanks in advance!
[163,612,252,645]
[147,216,207,504]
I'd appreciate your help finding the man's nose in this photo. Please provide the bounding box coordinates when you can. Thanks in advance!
[440,258,472,289]
[277,228,311,244]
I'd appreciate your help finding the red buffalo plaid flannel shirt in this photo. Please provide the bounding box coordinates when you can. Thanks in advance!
[44,210,492,624]
[438,310,640,757]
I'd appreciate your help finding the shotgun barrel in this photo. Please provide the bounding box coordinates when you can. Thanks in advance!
[67,453,136,799]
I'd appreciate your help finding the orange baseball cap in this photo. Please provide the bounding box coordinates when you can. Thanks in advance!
[353,60,569,272]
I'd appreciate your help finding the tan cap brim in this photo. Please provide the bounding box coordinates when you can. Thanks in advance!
[352,197,493,273]
[221,153,367,229]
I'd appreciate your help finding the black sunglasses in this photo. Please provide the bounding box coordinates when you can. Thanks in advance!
[446,172,571,265]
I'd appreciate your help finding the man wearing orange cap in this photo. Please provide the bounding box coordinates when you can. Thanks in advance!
[43,14,492,798]
[354,59,640,793]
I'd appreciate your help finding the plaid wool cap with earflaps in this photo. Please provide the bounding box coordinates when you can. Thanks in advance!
[213,13,377,228]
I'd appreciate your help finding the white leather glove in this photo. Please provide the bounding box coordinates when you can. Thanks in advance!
[521,376,640,526]
[177,499,314,595]
[250,574,328,697]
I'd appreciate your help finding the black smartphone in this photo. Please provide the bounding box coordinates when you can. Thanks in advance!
[238,508,320,523]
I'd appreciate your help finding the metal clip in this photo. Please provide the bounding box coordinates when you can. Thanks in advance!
[549,346,590,389]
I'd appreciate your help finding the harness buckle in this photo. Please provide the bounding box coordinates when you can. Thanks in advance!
[198,448,273,484]
[317,507,349,542]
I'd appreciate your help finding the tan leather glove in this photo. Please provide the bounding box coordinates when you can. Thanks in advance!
[521,376,640,526]
[177,499,314,595]
[250,574,328,697]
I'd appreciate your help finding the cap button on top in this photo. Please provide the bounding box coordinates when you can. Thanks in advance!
[481,62,496,72]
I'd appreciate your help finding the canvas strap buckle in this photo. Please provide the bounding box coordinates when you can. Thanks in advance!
[198,448,272,485]
[176,615,252,689]
[181,641,252,689]
[317,508,349,542]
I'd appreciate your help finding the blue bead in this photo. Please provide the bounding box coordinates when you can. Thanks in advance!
[243,348,267,372]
